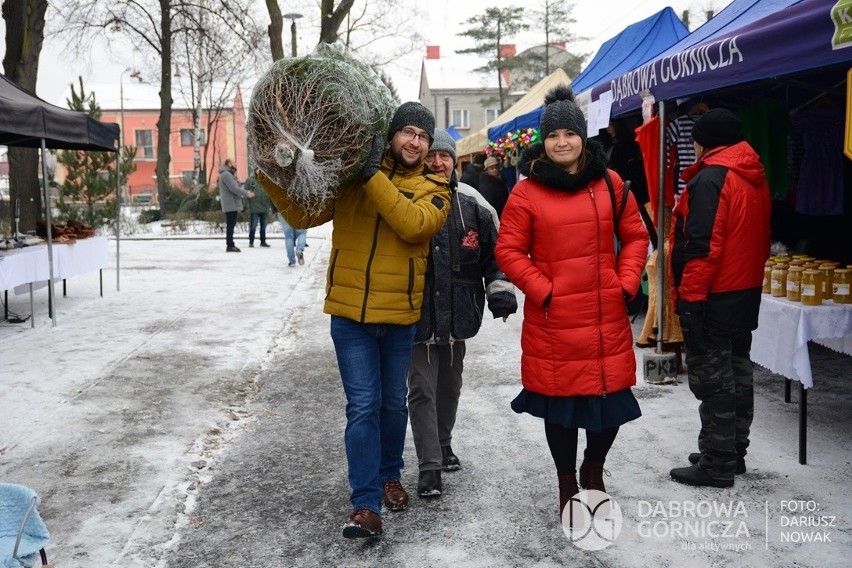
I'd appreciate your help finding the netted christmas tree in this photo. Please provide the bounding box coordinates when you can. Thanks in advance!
[248,43,396,215]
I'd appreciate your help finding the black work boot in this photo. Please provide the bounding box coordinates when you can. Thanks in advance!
[689,452,746,474]
[417,470,442,498]
[670,464,734,488]
[441,445,461,471]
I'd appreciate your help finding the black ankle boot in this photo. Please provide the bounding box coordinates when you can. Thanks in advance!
[579,459,607,492]
[558,472,579,517]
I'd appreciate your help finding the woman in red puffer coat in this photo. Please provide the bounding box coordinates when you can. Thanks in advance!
[495,85,649,519]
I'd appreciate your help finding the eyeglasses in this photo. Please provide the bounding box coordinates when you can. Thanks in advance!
[397,128,431,146]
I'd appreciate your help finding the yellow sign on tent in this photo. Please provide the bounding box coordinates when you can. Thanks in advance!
[846,67,852,159]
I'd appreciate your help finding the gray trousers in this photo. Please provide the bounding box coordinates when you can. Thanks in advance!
[407,342,465,471]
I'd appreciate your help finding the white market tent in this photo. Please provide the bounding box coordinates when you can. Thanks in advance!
[456,68,570,156]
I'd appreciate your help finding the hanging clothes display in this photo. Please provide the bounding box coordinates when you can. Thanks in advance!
[635,116,675,220]
[665,113,698,197]
[792,108,845,216]
[737,97,791,199]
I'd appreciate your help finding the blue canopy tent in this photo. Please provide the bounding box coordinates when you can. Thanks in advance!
[571,7,689,95]
[593,0,851,117]
[486,7,688,143]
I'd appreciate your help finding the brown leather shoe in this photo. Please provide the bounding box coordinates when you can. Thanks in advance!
[382,480,409,511]
[342,509,382,538]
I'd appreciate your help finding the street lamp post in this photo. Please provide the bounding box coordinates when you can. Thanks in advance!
[283,13,303,57]
[119,69,141,201]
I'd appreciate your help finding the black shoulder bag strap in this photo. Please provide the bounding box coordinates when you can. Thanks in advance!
[603,170,630,241]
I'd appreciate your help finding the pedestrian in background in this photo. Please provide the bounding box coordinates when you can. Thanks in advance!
[495,85,648,519]
[257,102,451,539]
[478,156,510,219]
[460,153,486,189]
[276,212,307,267]
[409,129,517,498]
[218,158,253,253]
[669,108,771,488]
[245,169,272,248]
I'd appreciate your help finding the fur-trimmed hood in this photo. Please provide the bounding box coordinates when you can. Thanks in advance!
[517,139,609,192]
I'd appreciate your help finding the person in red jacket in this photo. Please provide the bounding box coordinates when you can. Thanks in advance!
[495,85,649,519]
[669,108,771,488]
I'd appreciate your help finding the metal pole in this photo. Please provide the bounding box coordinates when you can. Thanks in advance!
[655,101,666,354]
[290,20,297,57]
[41,138,57,327]
[115,150,121,292]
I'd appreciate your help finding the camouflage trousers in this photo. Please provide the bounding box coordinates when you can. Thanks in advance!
[683,327,754,480]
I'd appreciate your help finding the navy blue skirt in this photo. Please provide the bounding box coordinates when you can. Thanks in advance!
[511,388,641,431]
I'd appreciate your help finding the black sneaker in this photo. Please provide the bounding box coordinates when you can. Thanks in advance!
[670,464,734,488]
[226,245,241,253]
[688,452,746,474]
[417,470,442,498]
[441,445,461,471]
[260,242,271,247]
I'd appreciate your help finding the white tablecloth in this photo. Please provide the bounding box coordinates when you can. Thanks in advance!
[751,295,852,389]
[0,236,109,294]
[0,246,50,292]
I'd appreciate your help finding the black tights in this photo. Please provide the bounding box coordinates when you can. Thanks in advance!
[544,423,619,475]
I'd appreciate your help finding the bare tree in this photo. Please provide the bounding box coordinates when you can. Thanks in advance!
[53,0,260,217]
[337,0,423,68]
[172,2,264,188]
[2,0,48,233]
[319,0,356,44]
[457,7,529,113]
[265,0,285,61]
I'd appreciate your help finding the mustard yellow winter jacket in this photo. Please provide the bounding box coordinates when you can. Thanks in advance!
[258,153,450,324]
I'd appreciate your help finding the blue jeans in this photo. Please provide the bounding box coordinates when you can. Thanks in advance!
[249,213,268,244]
[276,213,306,265]
[330,316,416,514]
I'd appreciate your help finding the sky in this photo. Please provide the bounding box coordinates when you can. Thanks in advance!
[0,0,732,106]
[0,221,850,566]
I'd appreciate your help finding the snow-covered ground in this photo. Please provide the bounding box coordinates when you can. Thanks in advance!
[1,223,849,567]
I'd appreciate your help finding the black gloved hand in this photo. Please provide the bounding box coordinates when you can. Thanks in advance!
[361,134,385,181]
[677,299,706,355]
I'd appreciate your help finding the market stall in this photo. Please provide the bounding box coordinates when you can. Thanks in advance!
[582,0,852,464]
[0,73,120,326]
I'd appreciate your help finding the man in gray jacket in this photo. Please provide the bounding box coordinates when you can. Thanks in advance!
[408,129,517,497]
[218,158,254,252]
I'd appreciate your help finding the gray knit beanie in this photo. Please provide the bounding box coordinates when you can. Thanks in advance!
[539,84,587,144]
[429,129,457,165]
[387,101,435,142]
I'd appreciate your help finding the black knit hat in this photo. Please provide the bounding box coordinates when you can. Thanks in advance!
[388,101,435,142]
[539,84,587,144]
[692,108,742,149]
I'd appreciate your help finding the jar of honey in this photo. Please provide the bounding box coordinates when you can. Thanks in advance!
[818,265,835,297]
[763,260,774,294]
[833,268,851,304]
[786,266,804,302]
[800,269,822,306]
[771,264,788,297]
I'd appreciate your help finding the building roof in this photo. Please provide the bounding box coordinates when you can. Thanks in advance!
[421,53,500,92]
[457,67,571,155]
[60,81,248,112]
